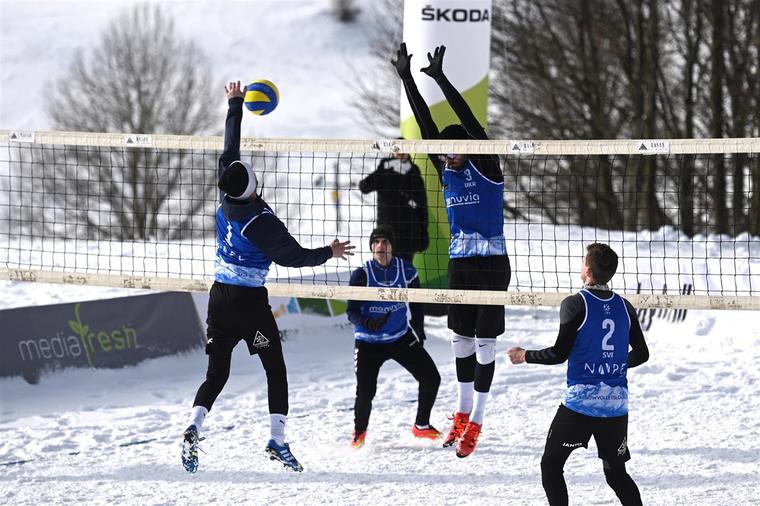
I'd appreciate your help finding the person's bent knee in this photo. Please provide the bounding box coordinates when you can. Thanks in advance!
[452,335,476,358]
[474,338,496,365]
[602,460,629,485]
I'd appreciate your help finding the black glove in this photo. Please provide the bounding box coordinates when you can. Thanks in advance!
[363,312,391,331]
[391,42,413,80]
[420,45,446,81]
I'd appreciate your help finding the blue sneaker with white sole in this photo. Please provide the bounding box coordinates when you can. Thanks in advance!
[181,425,199,473]
[265,439,303,472]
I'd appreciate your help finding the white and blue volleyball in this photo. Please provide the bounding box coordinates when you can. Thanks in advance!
[244,80,279,115]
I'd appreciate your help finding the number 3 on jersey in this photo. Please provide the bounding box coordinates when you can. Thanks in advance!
[601,318,615,356]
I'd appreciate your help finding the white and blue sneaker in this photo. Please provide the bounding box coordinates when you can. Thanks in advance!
[264,439,304,472]
[181,425,199,473]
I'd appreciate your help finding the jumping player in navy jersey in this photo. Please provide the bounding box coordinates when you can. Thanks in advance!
[508,243,649,505]
[181,81,354,474]
[393,43,511,458]
[346,225,441,448]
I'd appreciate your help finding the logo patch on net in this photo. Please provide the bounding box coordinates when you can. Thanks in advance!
[252,331,270,349]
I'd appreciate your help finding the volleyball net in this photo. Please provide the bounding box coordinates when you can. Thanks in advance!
[1,130,758,310]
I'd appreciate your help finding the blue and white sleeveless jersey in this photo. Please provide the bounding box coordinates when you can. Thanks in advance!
[214,203,273,288]
[565,290,632,417]
[442,160,506,258]
[354,257,416,344]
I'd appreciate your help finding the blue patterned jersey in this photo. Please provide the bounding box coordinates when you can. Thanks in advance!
[442,160,506,258]
[565,289,632,417]
[214,203,273,287]
[353,258,417,343]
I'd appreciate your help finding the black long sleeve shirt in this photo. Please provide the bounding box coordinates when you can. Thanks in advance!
[525,290,650,368]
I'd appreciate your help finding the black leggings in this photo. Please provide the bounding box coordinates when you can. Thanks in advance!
[354,331,440,433]
[193,340,289,416]
[541,457,642,506]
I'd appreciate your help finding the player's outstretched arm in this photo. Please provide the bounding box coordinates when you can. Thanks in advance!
[219,81,245,173]
[392,43,439,140]
[245,215,352,267]
[420,46,488,140]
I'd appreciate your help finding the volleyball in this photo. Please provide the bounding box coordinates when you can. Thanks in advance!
[244,80,279,115]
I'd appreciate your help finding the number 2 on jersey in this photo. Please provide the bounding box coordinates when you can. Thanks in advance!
[601,318,615,351]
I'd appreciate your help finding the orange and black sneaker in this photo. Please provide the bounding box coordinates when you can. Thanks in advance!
[455,421,482,458]
[351,430,367,449]
[412,424,442,440]
[443,412,470,448]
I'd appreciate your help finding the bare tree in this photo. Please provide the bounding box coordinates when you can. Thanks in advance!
[37,4,219,240]
[351,0,760,238]
[349,0,404,136]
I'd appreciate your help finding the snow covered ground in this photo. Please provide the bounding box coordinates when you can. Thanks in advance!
[1,305,759,505]
[3,219,758,505]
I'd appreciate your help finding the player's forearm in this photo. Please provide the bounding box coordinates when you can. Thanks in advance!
[525,321,578,364]
[525,347,565,365]
[402,78,438,140]
[434,74,487,140]
[219,97,244,170]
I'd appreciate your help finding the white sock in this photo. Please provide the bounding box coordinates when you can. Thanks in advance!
[270,413,287,446]
[470,391,490,425]
[457,381,474,414]
[187,405,208,433]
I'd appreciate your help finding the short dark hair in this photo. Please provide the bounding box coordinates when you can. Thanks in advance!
[584,243,618,284]
[369,225,395,249]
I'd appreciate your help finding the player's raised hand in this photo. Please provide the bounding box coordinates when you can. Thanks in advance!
[391,42,413,80]
[421,45,446,80]
[224,81,245,100]
[330,239,355,261]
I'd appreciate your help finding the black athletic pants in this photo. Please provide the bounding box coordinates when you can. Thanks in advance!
[193,282,288,415]
[354,330,440,434]
[541,405,642,506]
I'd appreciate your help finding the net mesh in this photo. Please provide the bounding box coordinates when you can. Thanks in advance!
[1,130,759,309]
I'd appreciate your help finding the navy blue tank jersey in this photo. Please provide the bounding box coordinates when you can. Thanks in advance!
[442,160,506,258]
[214,203,273,287]
[354,257,417,344]
[565,289,632,417]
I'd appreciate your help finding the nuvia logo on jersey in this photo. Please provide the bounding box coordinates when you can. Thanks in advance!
[421,6,490,22]
[446,192,480,207]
